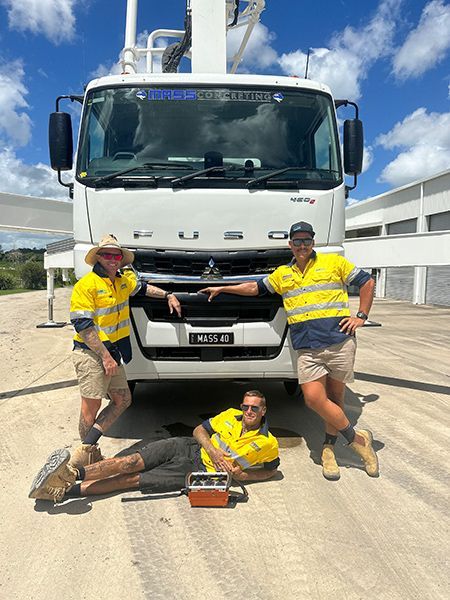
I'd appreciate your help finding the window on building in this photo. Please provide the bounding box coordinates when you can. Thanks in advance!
[345,226,381,239]
[428,211,450,232]
[386,219,417,235]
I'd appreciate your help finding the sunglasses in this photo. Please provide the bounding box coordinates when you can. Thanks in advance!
[240,403,262,413]
[98,252,123,261]
[291,238,313,247]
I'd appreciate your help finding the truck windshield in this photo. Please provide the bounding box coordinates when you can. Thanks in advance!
[77,86,341,186]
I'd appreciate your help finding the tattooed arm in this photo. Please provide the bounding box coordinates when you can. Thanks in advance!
[145,285,182,317]
[79,326,118,376]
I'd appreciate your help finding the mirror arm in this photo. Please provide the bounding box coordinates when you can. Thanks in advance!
[57,171,74,198]
[335,99,359,120]
[345,175,358,198]
[55,94,84,111]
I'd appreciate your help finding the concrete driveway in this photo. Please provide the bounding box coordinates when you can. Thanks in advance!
[0,289,448,600]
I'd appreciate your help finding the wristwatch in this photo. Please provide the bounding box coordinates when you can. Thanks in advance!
[164,291,173,299]
[356,311,368,320]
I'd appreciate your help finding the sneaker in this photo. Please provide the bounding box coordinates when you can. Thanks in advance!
[321,444,340,480]
[350,429,380,477]
[29,448,77,502]
[69,443,103,470]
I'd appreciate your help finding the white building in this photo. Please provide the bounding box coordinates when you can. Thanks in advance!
[344,169,450,306]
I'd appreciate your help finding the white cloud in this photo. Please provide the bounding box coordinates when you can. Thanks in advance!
[362,145,374,174]
[0,146,67,198]
[0,231,65,251]
[90,61,121,79]
[393,0,450,79]
[227,22,278,71]
[0,60,32,147]
[0,0,77,44]
[376,107,450,186]
[278,0,402,99]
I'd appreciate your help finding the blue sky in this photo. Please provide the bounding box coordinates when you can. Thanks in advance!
[0,0,449,248]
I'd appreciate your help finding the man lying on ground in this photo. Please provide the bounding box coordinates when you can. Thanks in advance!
[29,390,280,503]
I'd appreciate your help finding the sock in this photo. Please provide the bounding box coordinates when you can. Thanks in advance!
[65,483,82,497]
[76,466,86,481]
[339,424,356,444]
[83,426,102,445]
[324,434,338,446]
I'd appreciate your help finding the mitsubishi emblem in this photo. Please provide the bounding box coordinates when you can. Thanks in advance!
[201,257,222,279]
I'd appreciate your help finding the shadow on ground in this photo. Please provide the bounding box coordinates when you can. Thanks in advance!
[106,379,384,471]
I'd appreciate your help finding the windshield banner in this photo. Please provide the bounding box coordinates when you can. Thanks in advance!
[135,89,283,103]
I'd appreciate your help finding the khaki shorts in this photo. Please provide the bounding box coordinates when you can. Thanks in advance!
[72,348,129,399]
[297,337,356,384]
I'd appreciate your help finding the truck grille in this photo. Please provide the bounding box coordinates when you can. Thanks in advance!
[134,248,292,277]
[141,346,282,361]
[131,292,283,323]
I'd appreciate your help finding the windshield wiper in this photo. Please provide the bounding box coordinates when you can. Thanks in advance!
[171,166,230,187]
[90,161,194,184]
[246,167,312,188]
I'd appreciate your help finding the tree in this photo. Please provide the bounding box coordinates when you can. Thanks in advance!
[0,272,16,290]
[20,261,47,289]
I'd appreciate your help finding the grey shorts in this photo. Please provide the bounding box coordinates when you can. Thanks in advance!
[137,437,204,492]
[297,337,357,384]
[72,348,128,399]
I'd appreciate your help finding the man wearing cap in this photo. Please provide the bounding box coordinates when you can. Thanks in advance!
[29,390,279,503]
[70,234,182,469]
[200,222,379,481]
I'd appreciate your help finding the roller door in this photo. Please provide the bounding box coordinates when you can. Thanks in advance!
[385,267,414,302]
[425,266,450,306]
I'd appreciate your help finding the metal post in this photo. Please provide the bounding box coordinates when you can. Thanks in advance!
[36,268,67,328]
[122,0,138,73]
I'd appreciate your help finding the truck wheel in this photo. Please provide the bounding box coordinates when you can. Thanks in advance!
[283,380,299,396]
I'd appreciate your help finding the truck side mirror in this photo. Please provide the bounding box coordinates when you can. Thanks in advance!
[343,119,363,176]
[49,112,73,171]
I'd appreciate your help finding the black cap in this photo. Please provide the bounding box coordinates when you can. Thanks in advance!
[289,221,315,238]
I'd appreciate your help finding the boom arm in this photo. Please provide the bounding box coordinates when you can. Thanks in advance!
[121,0,266,74]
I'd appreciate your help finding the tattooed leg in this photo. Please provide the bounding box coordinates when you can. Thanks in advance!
[93,388,132,433]
[83,453,145,481]
[79,397,102,441]
[80,473,141,496]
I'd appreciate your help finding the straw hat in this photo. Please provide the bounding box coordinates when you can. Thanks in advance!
[85,234,134,268]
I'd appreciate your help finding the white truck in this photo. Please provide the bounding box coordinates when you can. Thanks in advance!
[49,0,363,394]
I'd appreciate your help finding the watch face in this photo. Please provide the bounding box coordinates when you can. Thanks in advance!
[357,312,368,320]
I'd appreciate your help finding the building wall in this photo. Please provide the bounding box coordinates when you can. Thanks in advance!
[345,169,450,307]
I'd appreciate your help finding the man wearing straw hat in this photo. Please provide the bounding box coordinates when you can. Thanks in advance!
[69,234,181,470]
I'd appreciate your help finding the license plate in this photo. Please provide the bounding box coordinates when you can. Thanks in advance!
[189,332,234,345]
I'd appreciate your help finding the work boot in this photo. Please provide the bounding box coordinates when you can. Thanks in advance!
[69,444,103,470]
[29,448,77,502]
[321,444,340,480]
[350,429,379,477]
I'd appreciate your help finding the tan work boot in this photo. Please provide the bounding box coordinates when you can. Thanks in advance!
[321,444,340,480]
[350,429,379,477]
[69,444,103,470]
[29,448,77,502]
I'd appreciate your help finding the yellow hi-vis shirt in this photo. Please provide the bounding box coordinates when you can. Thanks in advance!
[200,408,280,472]
[70,265,142,363]
[262,252,371,350]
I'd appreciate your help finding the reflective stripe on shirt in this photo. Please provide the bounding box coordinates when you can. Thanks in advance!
[286,301,349,318]
[212,434,252,469]
[282,282,344,299]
